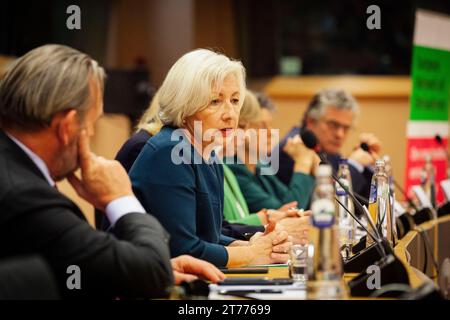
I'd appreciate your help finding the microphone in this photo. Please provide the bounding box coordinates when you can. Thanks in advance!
[300,134,410,295]
[435,134,450,217]
[301,129,320,152]
[435,134,443,144]
[301,130,382,241]
[301,130,369,208]
[301,129,328,164]
[360,141,419,212]
[435,134,450,178]
[303,131,369,204]
[300,129,403,280]
[334,196,379,249]
[300,135,410,296]
[360,142,370,153]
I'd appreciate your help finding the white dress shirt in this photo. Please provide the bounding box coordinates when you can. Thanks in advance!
[347,158,365,173]
[6,132,145,226]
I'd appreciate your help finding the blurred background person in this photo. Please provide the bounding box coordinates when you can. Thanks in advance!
[222,90,311,245]
[276,88,381,201]
[129,49,292,267]
[227,91,318,213]
[114,90,163,173]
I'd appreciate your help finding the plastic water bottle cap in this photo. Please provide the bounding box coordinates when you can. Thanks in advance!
[316,164,332,177]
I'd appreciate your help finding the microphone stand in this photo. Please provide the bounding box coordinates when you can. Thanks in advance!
[301,130,410,296]
[334,196,383,258]
[316,152,387,256]
[327,158,409,297]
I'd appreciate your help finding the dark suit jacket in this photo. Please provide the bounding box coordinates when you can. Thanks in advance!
[0,130,173,299]
[276,126,372,203]
[0,255,60,300]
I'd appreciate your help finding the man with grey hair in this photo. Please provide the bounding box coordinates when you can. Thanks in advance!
[277,88,381,201]
[0,44,224,299]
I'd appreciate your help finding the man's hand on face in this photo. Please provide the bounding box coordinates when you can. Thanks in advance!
[67,130,134,211]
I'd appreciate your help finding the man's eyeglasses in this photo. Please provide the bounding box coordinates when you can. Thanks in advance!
[320,119,353,133]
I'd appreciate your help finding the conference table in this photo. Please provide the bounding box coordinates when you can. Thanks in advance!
[218,214,450,300]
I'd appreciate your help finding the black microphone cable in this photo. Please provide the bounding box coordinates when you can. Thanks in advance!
[334,196,385,258]
[301,129,385,244]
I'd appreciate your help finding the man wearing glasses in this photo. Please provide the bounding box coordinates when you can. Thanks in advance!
[276,88,381,202]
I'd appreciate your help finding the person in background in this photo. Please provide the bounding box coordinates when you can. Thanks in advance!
[223,90,311,245]
[0,44,224,299]
[94,92,161,230]
[115,91,163,173]
[129,49,292,267]
[227,91,318,213]
[276,88,381,201]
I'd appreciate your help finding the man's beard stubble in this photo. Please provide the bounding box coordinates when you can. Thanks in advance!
[52,134,80,182]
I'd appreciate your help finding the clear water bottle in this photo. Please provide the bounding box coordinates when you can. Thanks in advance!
[335,158,356,257]
[367,160,395,247]
[307,164,346,300]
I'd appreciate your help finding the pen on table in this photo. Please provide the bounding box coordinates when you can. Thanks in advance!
[219,289,283,295]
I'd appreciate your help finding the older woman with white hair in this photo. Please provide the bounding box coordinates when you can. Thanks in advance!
[129,49,291,267]
[226,91,318,213]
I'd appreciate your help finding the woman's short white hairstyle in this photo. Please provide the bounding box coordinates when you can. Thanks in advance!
[157,49,246,127]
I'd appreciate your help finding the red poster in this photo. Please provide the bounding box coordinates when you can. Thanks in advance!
[404,136,448,204]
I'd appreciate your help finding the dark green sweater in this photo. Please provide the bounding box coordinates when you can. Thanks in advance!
[227,160,315,212]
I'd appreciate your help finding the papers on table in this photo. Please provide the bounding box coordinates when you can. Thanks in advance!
[246,263,289,268]
[209,282,306,300]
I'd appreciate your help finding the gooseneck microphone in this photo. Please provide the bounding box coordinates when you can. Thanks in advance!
[301,129,326,161]
[360,142,370,153]
[334,196,379,245]
[300,129,385,252]
[435,134,449,156]
[435,134,450,217]
[300,130,414,297]
[301,129,328,164]
[435,134,443,144]
[300,130,417,297]
[435,134,449,168]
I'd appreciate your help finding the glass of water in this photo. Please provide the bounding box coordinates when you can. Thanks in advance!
[289,244,308,283]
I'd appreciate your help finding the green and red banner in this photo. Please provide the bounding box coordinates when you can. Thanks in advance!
[405,10,450,204]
